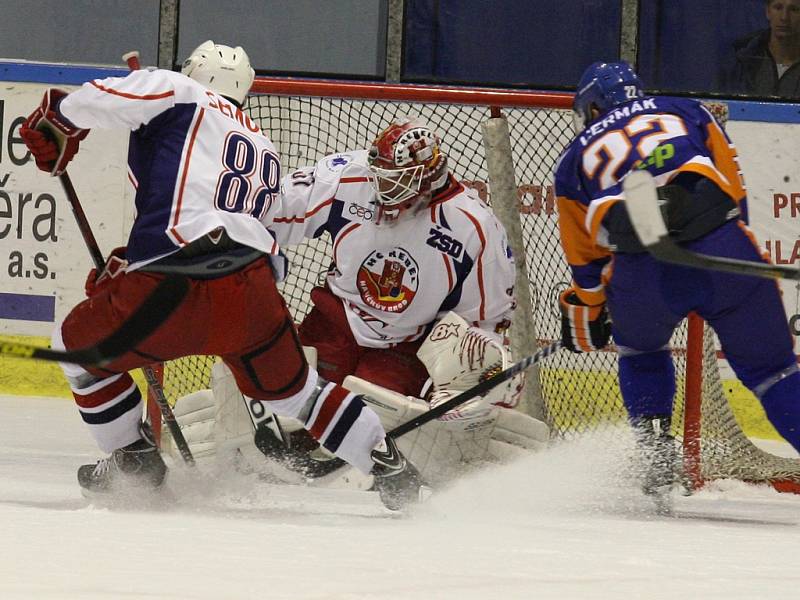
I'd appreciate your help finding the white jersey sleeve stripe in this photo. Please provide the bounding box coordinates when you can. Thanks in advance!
[457,207,488,321]
[273,197,334,224]
[441,252,453,290]
[430,206,456,292]
[89,80,175,101]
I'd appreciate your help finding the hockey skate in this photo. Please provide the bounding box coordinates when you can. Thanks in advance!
[77,422,167,495]
[632,416,680,513]
[370,436,426,511]
[254,420,346,479]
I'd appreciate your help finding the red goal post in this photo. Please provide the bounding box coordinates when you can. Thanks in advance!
[148,77,800,492]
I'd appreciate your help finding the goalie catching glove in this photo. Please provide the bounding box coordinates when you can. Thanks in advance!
[20,89,89,176]
[559,287,611,353]
[417,312,525,416]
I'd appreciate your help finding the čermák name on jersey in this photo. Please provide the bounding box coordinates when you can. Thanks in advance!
[579,98,658,146]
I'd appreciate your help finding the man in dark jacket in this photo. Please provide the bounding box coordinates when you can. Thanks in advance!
[726,0,800,96]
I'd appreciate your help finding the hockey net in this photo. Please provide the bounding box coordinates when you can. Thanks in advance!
[150,79,800,491]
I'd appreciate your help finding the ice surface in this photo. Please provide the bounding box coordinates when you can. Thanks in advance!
[1,395,799,600]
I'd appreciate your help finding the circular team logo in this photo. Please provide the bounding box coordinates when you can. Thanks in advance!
[356,248,419,313]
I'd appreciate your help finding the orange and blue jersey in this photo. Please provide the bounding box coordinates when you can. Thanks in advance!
[553,96,747,304]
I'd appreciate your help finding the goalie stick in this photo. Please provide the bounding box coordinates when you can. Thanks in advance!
[0,274,187,366]
[388,340,562,438]
[623,170,800,281]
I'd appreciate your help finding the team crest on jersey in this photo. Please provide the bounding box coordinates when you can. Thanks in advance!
[357,248,419,313]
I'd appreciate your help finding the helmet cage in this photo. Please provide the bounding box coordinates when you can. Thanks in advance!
[368,163,426,207]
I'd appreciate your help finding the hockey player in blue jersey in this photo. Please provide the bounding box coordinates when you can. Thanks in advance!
[554,61,800,496]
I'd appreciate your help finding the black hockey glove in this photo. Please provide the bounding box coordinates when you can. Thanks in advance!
[559,288,612,353]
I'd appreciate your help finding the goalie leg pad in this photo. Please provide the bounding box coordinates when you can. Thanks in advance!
[343,375,458,484]
[491,407,550,452]
[167,389,217,460]
[342,375,548,485]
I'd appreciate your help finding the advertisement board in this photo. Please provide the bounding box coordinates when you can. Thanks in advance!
[0,82,133,338]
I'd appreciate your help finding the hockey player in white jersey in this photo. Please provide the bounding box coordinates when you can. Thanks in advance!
[19,41,424,510]
[171,117,549,485]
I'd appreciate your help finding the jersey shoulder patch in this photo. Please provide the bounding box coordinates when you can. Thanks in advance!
[321,149,369,173]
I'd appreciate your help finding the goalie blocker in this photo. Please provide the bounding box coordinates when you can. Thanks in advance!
[166,312,550,487]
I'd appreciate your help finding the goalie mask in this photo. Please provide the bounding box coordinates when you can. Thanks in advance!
[367,116,449,226]
[572,61,644,131]
[181,40,255,107]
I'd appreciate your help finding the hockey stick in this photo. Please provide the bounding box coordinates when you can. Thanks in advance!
[142,365,195,466]
[388,340,562,438]
[623,170,800,281]
[60,172,105,270]
[122,50,141,71]
[0,275,187,366]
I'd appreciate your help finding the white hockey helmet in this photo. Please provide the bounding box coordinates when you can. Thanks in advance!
[181,40,255,106]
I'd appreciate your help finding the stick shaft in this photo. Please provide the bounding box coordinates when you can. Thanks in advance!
[122,51,141,71]
[388,341,562,438]
[59,173,105,270]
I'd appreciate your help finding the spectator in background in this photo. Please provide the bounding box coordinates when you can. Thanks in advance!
[726,0,800,96]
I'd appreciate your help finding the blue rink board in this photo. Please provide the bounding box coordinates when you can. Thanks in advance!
[0,60,798,124]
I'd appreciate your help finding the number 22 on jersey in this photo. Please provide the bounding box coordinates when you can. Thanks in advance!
[582,114,688,189]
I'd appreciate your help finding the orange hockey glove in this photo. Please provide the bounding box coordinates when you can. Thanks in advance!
[559,288,611,353]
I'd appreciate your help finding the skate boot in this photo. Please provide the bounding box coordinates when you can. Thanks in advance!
[370,436,425,511]
[254,419,345,478]
[77,422,167,494]
[632,415,678,510]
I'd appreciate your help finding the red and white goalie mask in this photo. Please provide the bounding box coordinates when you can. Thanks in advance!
[367,117,449,226]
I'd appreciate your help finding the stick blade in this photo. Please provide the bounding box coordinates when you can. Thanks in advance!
[623,170,668,247]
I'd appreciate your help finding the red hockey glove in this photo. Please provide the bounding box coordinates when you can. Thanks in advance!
[559,288,611,353]
[84,247,128,298]
[19,89,89,176]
